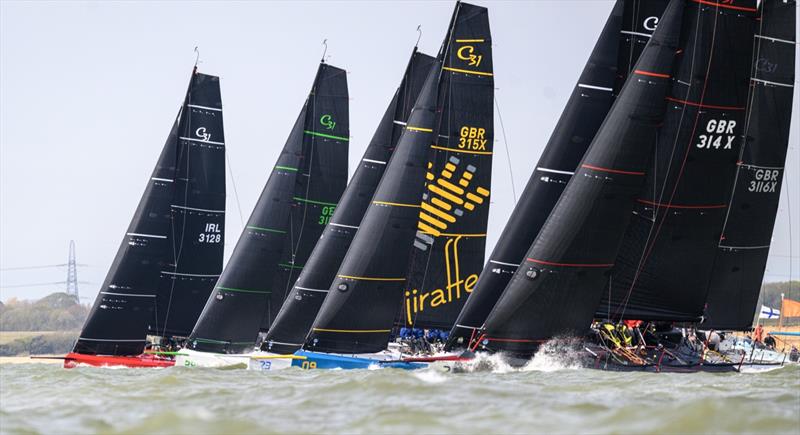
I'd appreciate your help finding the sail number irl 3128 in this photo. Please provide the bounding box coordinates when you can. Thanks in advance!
[198,223,222,243]
[696,119,736,150]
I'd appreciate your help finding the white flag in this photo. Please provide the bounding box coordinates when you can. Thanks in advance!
[759,305,781,319]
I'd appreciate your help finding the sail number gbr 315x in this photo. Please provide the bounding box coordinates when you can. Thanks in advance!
[458,126,487,151]
[696,119,736,150]
[198,223,222,243]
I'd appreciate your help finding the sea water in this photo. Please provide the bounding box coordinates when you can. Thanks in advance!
[1,362,798,434]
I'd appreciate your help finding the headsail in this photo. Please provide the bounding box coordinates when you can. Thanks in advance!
[74,69,226,356]
[479,0,684,357]
[262,49,436,354]
[188,63,349,353]
[703,0,796,330]
[595,0,759,322]
[306,2,494,354]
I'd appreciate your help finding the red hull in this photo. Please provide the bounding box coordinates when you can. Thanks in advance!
[63,352,175,368]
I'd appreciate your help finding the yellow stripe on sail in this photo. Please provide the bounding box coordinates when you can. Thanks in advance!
[421,201,456,223]
[437,178,465,195]
[466,192,484,204]
[417,221,442,237]
[406,126,433,133]
[419,212,448,229]
[442,66,494,77]
[429,184,463,205]
[431,197,452,211]
[431,145,493,155]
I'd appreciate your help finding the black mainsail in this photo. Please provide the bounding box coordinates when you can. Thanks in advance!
[188,62,349,353]
[400,6,494,331]
[479,0,684,357]
[595,0,759,322]
[703,0,796,330]
[306,2,494,354]
[262,49,436,354]
[448,0,673,348]
[74,68,226,356]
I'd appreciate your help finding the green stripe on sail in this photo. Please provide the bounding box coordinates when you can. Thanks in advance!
[246,226,286,234]
[293,197,337,207]
[278,263,304,270]
[303,130,349,141]
[275,165,299,172]
[216,286,272,294]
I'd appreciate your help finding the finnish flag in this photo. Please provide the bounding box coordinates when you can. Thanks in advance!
[759,305,781,319]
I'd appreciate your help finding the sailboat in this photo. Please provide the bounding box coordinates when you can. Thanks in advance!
[454,0,766,372]
[254,1,494,371]
[176,60,349,368]
[257,48,436,360]
[65,67,226,368]
[446,0,671,350]
[702,0,796,368]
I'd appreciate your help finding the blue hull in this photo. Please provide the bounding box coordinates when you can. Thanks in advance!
[292,350,427,370]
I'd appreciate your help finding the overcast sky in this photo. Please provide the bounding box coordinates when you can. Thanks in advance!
[1,1,798,302]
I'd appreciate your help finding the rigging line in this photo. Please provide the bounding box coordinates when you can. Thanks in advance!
[494,95,517,203]
[415,25,422,48]
[0,264,88,271]
[226,150,245,229]
[617,4,709,319]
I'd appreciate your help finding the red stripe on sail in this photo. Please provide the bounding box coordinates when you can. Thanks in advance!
[527,258,614,268]
[665,96,745,111]
[581,164,645,176]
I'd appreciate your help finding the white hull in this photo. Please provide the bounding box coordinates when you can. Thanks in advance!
[175,348,251,369]
[246,352,296,371]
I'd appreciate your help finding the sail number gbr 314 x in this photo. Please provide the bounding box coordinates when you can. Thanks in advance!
[696,119,737,150]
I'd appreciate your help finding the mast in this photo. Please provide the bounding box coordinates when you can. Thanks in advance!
[188,62,349,353]
[703,0,796,330]
[595,0,760,322]
[263,49,436,355]
[74,68,226,356]
[306,2,494,354]
[479,0,684,358]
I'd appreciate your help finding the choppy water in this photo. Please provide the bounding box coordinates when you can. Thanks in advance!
[1,360,798,434]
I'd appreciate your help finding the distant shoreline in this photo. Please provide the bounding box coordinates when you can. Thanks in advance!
[0,355,62,365]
